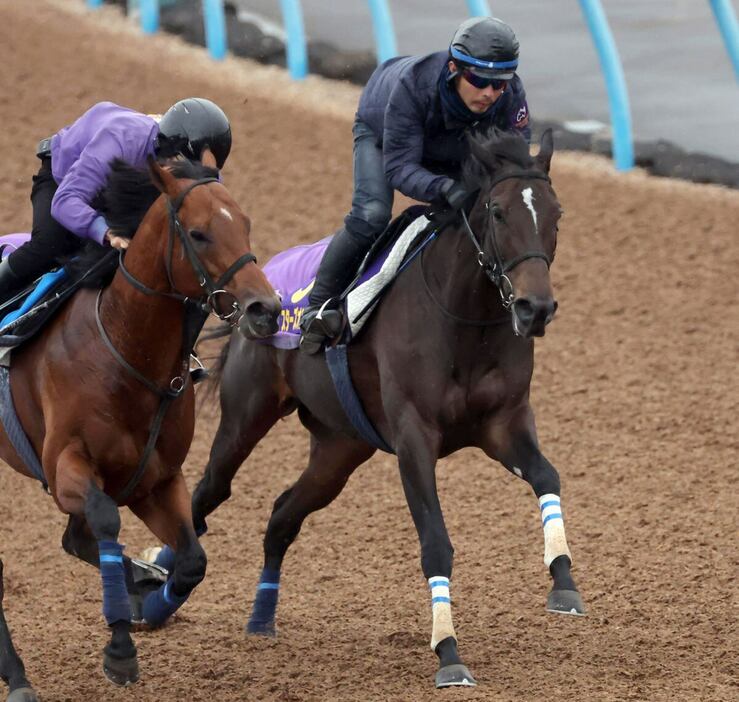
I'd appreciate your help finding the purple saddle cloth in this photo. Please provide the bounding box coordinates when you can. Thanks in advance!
[263,235,390,350]
[0,233,31,260]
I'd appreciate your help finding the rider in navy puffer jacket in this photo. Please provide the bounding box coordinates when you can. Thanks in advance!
[300,16,531,354]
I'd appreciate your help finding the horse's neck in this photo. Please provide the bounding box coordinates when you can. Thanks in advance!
[100,216,188,383]
[423,210,507,325]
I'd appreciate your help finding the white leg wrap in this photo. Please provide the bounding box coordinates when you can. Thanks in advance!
[539,494,572,567]
[428,576,456,651]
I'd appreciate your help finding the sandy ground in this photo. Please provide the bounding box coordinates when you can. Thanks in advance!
[0,2,737,701]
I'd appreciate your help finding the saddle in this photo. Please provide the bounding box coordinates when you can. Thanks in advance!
[0,251,118,358]
[263,204,438,351]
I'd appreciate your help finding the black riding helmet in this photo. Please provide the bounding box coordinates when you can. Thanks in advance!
[157,97,232,169]
[449,17,520,80]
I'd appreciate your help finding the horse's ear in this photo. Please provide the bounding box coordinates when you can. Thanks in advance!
[535,128,554,173]
[147,156,178,197]
[200,147,218,170]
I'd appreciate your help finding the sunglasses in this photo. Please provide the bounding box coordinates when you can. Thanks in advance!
[461,69,508,91]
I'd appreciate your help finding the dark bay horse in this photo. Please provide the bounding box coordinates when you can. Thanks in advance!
[0,154,280,700]
[190,128,585,688]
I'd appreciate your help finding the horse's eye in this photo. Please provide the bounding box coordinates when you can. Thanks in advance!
[190,230,210,243]
[492,207,505,222]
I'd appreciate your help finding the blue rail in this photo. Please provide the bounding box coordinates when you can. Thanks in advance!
[139,0,159,34]
[709,0,739,82]
[367,0,397,63]
[465,0,491,17]
[279,0,308,79]
[203,0,227,60]
[578,0,634,171]
[86,0,103,7]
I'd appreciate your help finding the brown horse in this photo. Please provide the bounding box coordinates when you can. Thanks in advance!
[188,128,585,689]
[0,154,280,701]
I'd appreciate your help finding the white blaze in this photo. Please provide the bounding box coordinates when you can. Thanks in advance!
[522,187,538,233]
[220,207,233,222]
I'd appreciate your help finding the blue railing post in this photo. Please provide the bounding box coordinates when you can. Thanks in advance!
[709,0,739,82]
[140,0,159,34]
[203,0,227,60]
[366,0,397,63]
[578,0,634,171]
[279,0,308,79]
[465,0,491,17]
[86,0,104,7]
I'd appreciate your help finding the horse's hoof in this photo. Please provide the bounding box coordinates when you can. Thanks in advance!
[547,589,586,616]
[7,687,39,702]
[103,652,140,686]
[245,620,276,637]
[435,664,477,688]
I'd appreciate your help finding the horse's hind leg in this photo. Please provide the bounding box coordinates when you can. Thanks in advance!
[246,427,375,635]
[153,342,285,573]
[481,405,586,616]
[0,559,38,702]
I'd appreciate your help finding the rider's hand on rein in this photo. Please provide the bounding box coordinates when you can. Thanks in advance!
[106,230,131,250]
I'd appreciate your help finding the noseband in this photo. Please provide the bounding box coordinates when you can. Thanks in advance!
[461,169,552,308]
[119,177,257,323]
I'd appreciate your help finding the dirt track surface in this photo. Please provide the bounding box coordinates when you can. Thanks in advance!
[0,2,737,700]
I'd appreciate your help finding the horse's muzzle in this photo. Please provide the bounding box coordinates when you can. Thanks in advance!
[511,296,558,337]
[238,297,281,339]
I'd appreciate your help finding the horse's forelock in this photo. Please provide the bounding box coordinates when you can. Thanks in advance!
[98,158,219,239]
[463,127,535,189]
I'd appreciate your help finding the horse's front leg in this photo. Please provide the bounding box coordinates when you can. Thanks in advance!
[61,515,167,623]
[395,416,477,688]
[480,404,586,615]
[128,472,207,628]
[55,450,139,686]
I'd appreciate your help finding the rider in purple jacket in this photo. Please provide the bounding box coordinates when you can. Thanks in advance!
[0,98,232,303]
[300,17,531,354]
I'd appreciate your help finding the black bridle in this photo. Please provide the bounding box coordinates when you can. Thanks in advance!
[118,177,257,322]
[96,176,256,503]
[461,169,552,309]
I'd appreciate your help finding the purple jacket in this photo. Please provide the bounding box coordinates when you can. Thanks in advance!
[50,102,159,244]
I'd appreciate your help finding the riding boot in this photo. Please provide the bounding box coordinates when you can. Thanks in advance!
[0,257,26,308]
[299,227,371,354]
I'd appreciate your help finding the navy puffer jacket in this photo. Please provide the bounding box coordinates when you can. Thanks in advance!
[357,51,531,203]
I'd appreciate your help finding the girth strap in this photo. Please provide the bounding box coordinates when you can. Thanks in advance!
[0,366,48,491]
[325,344,394,454]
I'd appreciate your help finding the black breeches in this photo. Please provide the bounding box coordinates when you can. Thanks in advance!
[7,159,82,283]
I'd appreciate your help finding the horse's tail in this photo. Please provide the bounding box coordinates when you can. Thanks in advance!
[195,323,233,408]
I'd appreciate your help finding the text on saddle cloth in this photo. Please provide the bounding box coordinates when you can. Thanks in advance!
[261,211,433,349]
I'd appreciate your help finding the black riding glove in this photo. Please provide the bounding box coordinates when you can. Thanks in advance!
[443,181,471,211]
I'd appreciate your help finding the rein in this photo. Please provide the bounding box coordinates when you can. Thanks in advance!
[422,169,552,325]
[97,177,256,503]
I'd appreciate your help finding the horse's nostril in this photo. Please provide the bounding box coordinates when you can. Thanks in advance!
[245,301,280,331]
[513,298,536,325]
[513,296,557,329]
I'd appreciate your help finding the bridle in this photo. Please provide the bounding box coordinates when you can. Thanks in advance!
[118,177,256,322]
[461,169,552,309]
[95,176,257,503]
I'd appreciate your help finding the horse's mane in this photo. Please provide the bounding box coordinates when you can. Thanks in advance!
[66,158,219,287]
[462,126,535,189]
